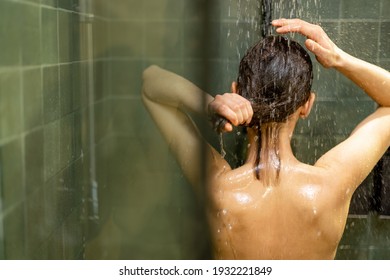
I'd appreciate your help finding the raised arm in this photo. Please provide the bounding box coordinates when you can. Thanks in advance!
[142,65,230,197]
[142,65,215,194]
[142,66,255,197]
[142,65,213,115]
[273,19,390,194]
[272,18,390,107]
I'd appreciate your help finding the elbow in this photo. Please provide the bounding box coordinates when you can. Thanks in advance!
[142,65,160,82]
[142,65,160,99]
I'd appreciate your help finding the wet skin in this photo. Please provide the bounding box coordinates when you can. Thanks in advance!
[205,119,349,259]
[141,19,390,259]
[207,157,348,259]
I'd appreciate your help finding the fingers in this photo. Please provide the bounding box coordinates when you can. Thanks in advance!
[210,94,253,128]
[231,94,253,126]
[224,122,233,132]
[305,39,326,56]
[231,95,253,126]
[272,18,339,68]
[272,18,323,42]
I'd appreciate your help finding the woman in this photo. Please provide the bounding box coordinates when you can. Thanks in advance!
[141,19,390,259]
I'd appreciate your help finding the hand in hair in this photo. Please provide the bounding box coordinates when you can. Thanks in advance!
[208,93,253,132]
[272,18,341,69]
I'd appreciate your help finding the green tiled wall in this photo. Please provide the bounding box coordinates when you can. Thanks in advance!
[1,0,389,260]
[0,0,110,259]
[336,215,390,259]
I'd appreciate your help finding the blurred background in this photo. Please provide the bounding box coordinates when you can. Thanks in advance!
[0,0,389,259]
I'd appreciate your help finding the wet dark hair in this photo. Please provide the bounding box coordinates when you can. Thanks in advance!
[237,36,313,179]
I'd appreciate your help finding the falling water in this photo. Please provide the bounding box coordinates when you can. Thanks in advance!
[261,0,273,37]
[273,0,321,23]
[219,132,227,158]
[224,0,262,70]
[221,0,323,164]
[227,0,322,54]
[225,0,322,82]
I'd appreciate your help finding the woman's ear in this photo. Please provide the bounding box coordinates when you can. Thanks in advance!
[300,92,316,119]
[231,81,238,93]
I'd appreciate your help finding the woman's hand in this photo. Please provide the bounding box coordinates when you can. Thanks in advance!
[272,18,343,68]
[208,93,253,132]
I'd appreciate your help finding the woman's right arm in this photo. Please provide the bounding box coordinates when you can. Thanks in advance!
[335,51,390,107]
[273,18,390,107]
[273,18,390,195]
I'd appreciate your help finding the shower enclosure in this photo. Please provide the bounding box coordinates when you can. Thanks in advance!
[0,0,389,260]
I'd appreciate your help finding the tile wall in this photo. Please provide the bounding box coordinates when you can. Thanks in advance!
[0,0,110,259]
[0,0,389,260]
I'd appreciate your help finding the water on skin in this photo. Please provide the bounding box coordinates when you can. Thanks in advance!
[220,0,323,257]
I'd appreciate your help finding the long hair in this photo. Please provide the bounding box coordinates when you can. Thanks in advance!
[237,36,313,179]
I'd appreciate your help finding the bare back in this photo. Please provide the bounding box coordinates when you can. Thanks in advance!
[143,63,390,259]
[207,162,350,260]
[142,18,390,259]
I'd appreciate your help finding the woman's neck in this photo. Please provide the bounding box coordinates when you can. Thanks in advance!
[247,121,296,161]
[245,115,299,182]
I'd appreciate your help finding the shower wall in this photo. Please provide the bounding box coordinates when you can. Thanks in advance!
[0,0,389,260]
[0,0,108,259]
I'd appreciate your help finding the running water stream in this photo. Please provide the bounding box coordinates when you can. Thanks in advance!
[219,0,322,160]
[261,0,273,37]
